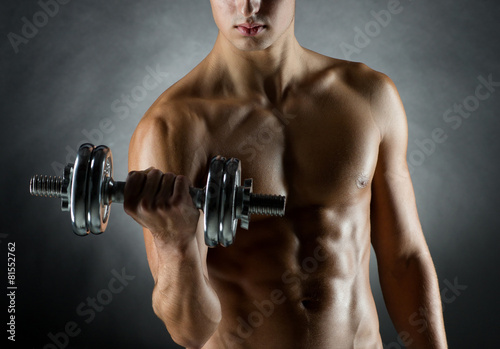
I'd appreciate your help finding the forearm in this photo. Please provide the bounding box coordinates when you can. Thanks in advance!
[153,239,221,348]
[379,253,447,349]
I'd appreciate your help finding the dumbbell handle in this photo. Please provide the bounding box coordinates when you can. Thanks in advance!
[30,175,286,216]
[101,178,203,209]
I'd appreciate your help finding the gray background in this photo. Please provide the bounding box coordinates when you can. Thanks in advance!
[1,0,499,348]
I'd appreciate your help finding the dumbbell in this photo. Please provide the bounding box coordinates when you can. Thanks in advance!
[29,143,286,247]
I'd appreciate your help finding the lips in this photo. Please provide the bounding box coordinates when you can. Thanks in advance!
[235,23,265,36]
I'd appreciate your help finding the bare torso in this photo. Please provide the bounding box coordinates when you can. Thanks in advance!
[141,48,385,348]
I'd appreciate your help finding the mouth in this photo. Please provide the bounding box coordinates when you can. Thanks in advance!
[235,23,266,37]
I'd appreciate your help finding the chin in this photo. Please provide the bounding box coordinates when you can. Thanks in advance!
[230,35,274,52]
[234,43,272,52]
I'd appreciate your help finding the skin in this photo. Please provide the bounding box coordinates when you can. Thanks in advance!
[124,0,448,348]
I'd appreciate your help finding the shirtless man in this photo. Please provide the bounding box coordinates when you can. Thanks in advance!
[123,1,447,348]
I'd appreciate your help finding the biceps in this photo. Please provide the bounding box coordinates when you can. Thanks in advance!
[370,145,428,269]
[128,117,209,281]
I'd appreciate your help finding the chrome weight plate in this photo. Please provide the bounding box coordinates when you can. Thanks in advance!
[204,156,225,247]
[220,158,241,247]
[87,145,113,234]
[70,143,94,236]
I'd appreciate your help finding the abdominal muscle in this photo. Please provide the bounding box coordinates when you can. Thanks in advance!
[203,206,383,349]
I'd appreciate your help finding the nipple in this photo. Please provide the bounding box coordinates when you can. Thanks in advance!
[356,174,369,189]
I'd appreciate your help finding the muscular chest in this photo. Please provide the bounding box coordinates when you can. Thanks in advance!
[201,92,381,209]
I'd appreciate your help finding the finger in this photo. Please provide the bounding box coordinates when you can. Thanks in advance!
[155,172,176,207]
[172,175,199,225]
[171,175,192,206]
[140,169,164,209]
[124,171,147,214]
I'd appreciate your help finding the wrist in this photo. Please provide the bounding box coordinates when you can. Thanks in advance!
[153,237,203,293]
[151,227,198,253]
[153,233,200,267]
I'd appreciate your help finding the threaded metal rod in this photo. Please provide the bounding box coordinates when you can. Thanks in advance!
[30,175,64,198]
[248,194,286,216]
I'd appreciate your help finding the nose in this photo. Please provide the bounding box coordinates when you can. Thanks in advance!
[237,0,261,17]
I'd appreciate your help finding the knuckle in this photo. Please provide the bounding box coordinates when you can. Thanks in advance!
[163,172,176,181]
[126,171,141,183]
[123,204,135,216]
[139,198,154,212]
[147,168,163,177]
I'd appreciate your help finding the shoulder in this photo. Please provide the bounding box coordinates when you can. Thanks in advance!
[342,61,403,114]
[329,59,408,150]
[133,95,192,139]
[323,57,405,140]
[128,58,214,179]
[307,53,404,138]
[303,51,397,103]
[319,56,395,101]
[130,96,186,151]
[128,90,208,180]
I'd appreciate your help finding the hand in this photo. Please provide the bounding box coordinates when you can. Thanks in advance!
[123,168,200,247]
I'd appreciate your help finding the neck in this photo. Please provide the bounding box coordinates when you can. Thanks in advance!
[206,21,305,105]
